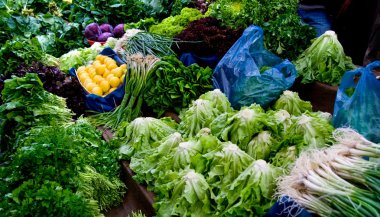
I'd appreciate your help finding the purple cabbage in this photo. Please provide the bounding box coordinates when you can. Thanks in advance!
[98,32,113,42]
[85,23,102,41]
[113,24,125,38]
[100,23,114,33]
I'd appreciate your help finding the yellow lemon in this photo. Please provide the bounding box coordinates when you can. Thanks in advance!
[106,74,115,82]
[88,69,97,78]
[95,64,106,75]
[120,64,127,70]
[99,80,110,93]
[109,77,121,88]
[111,67,123,78]
[96,77,105,85]
[96,55,106,62]
[91,86,103,96]
[93,60,102,67]
[93,75,103,84]
[104,57,115,65]
[83,78,93,86]
[77,66,86,73]
[107,63,118,70]
[79,73,90,82]
[85,82,96,92]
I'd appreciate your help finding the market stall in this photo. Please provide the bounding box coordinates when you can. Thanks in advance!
[0,1,379,217]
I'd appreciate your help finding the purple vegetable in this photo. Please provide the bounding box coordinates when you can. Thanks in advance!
[98,32,113,42]
[100,23,114,33]
[85,23,101,41]
[113,24,125,38]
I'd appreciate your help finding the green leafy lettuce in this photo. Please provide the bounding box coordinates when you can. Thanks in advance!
[274,90,312,116]
[295,31,356,85]
[246,131,277,160]
[215,160,282,216]
[117,117,178,159]
[155,169,214,217]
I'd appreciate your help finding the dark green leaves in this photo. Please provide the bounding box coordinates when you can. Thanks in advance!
[144,55,213,116]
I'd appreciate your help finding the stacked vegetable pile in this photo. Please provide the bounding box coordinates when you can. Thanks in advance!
[114,89,334,216]
[84,23,125,42]
[206,0,316,60]
[0,74,126,216]
[295,31,356,86]
[278,128,380,217]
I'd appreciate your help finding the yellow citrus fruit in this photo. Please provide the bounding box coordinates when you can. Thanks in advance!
[109,77,121,88]
[93,60,101,67]
[91,86,103,96]
[106,74,115,81]
[120,74,125,84]
[79,73,90,82]
[77,66,86,73]
[99,80,110,93]
[107,63,118,70]
[111,67,123,77]
[103,69,111,78]
[85,82,96,92]
[83,78,93,86]
[93,75,103,84]
[95,64,106,75]
[96,77,105,85]
[95,55,106,62]
[120,64,127,70]
[88,69,97,78]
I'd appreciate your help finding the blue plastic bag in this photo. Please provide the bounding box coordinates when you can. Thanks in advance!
[212,25,297,109]
[179,52,220,69]
[69,47,126,112]
[266,196,315,217]
[333,61,380,143]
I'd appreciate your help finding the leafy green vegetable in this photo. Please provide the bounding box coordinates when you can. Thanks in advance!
[274,90,313,116]
[178,99,220,138]
[77,166,126,211]
[295,31,356,85]
[246,131,276,160]
[144,56,214,116]
[59,42,103,72]
[210,104,269,150]
[116,117,178,159]
[206,0,314,60]
[149,7,204,38]
[0,73,72,150]
[130,132,184,184]
[155,169,214,217]
[204,142,253,191]
[199,89,233,114]
[215,160,282,216]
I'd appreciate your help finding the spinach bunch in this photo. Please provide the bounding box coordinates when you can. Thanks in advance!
[144,55,213,116]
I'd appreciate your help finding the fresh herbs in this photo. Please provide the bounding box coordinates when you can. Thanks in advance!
[144,55,213,116]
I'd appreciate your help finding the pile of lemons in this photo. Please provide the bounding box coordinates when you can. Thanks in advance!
[76,55,126,96]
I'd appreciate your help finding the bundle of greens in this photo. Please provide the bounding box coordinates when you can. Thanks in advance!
[206,0,314,60]
[116,117,178,159]
[210,104,268,150]
[204,142,253,190]
[155,169,214,217]
[278,128,380,217]
[144,55,213,116]
[173,17,243,58]
[90,54,161,130]
[149,8,204,38]
[0,73,72,151]
[216,160,282,216]
[114,30,175,58]
[295,31,356,85]
[59,42,103,72]
[12,62,86,116]
[274,90,312,116]
[0,119,125,216]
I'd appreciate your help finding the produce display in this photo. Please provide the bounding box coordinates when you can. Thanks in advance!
[278,128,380,217]
[76,55,127,96]
[295,31,356,86]
[0,1,377,217]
